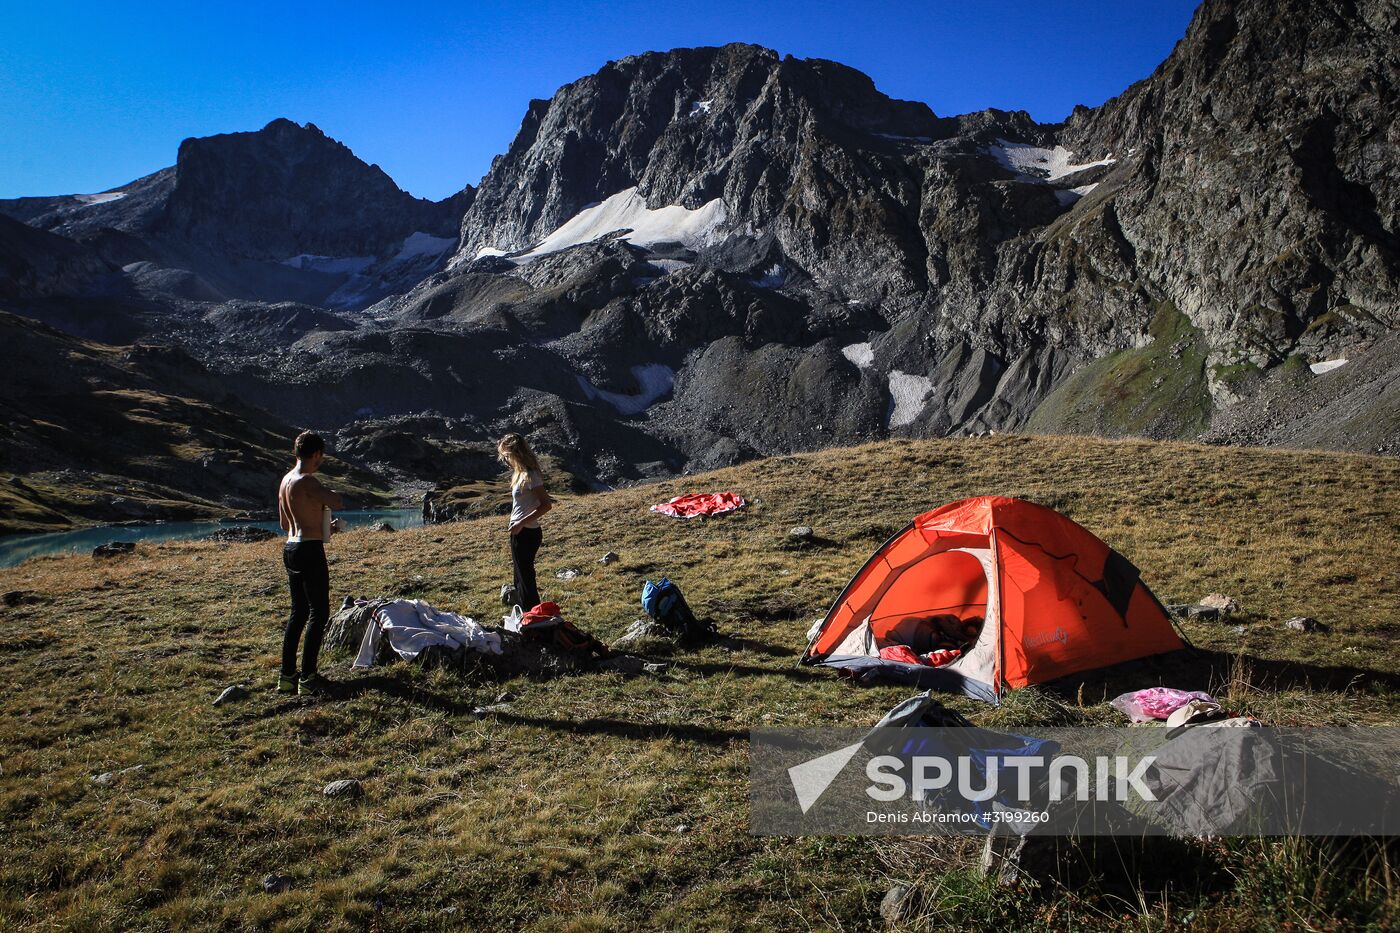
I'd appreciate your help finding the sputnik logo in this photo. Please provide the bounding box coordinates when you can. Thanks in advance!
[787,742,864,814]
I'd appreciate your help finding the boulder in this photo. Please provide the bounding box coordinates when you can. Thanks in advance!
[261,873,293,894]
[323,599,389,654]
[213,684,249,706]
[790,526,815,541]
[1284,616,1329,633]
[1200,594,1240,615]
[322,779,363,799]
[879,884,914,925]
[613,618,669,647]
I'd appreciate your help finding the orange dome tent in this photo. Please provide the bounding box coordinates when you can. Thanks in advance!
[801,496,1185,702]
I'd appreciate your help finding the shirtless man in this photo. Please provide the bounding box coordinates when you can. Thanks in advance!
[276,431,344,695]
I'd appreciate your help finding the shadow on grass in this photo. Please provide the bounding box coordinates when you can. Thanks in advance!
[665,658,827,681]
[255,674,752,747]
[1046,647,1400,706]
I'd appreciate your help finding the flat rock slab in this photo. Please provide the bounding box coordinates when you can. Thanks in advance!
[1285,616,1329,632]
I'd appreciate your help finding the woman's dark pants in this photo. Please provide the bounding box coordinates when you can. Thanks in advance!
[511,527,543,610]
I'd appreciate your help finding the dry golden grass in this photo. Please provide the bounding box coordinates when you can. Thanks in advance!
[0,434,1397,930]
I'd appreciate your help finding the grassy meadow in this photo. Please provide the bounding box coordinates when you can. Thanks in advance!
[1,434,1398,931]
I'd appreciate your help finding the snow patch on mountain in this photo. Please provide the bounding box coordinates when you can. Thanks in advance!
[393,231,455,262]
[688,99,713,117]
[1310,358,1348,375]
[512,188,727,262]
[887,371,934,428]
[752,264,786,288]
[989,140,1115,182]
[842,342,875,369]
[840,343,873,369]
[649,259,691,274]
[73,191,127,206]
[1054,183,1100,206]
[577,363,675,415]
[282,254,375,275]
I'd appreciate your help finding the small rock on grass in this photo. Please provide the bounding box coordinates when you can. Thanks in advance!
[555,568,580,580]
[880,884,914,924]
[598,551,620,565]
[790,526,814,541]
[614,619,664,647]
[1200,593,1240,615]
[1285,616,1329,633]
[262,873,293,894]
[214,684,249,706]
[322,779,363,799]
[92,765,145,786]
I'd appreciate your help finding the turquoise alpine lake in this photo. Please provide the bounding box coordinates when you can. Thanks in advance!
[0,509,424,569]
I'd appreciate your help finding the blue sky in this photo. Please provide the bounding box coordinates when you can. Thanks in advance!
[0,1,1200,201]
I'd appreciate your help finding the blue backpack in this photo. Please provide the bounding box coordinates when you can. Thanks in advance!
[641,578,711,640]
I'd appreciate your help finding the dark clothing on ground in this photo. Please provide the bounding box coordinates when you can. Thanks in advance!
[511,526,543,610]
[282,540,330,677]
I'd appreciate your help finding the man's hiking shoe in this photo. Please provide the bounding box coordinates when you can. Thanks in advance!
[298,672,332,696]
[276,674,298,694]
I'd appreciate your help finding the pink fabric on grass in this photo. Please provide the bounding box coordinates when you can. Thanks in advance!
[650,492,746,519]
[1111,687,1215,723]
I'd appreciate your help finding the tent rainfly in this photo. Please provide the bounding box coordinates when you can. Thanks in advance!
[802,496,1185,703]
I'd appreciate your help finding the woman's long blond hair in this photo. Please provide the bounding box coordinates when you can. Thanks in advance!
[497,432,541,483]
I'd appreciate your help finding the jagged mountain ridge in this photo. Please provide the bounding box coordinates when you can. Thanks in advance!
[0,119,475,310]
[1,0,1397,530]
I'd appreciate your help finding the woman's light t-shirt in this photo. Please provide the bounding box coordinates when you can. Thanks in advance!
[509,470,545,528]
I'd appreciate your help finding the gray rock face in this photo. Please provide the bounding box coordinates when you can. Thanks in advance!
[0,119,475,311]
[420,2,1396,468]
[2,0,1397,515]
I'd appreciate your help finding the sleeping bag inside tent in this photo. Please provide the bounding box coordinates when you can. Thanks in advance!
[801,496,1184,702]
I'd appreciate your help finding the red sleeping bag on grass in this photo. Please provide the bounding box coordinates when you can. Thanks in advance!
[650,492,746,518]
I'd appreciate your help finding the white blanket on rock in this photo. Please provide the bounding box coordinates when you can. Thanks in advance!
[353,599,502,668]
